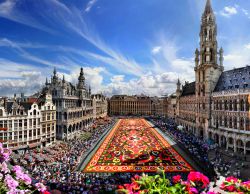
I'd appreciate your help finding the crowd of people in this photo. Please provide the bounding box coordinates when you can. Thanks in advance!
[8,116,228,193]
[10,117,124,193]
[148,117,216,178]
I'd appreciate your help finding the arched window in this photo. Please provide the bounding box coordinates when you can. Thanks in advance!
[33,109,36,115]
[240,99,244,111]
[224,117,228,127]
[224,100,228,110]
[229,117,232,128]
[246,99,249,112]
[219,116,222,126]
[233,99,237,111]
[240,118,244,130]
[233,117,237,129]
[229,100,232,111]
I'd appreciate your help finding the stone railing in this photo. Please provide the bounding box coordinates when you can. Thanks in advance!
[213,88,250,97]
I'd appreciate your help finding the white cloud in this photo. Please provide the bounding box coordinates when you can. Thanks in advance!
[150,32,194,82]
[220,6,238,17]
[245,43,250,49]
[224,44,250,70]
[85,0,98,12]
[242,8,249,16]
[102,72,179,97]
[151,46,162,54]
[0,0,55,33]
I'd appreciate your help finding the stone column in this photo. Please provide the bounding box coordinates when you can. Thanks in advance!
[234,138,237,153]
[237,117,240,129]
[244,142,246,155]
[244,117,246,131]
[226,137,229,150]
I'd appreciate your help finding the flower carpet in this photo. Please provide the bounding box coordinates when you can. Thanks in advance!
[83,119,193,173]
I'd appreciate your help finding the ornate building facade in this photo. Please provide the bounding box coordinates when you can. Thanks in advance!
[166,93,177,120]
[0,94,56,151]
[108,95,167,116]
[108,95,153,116]
[174,0,250,154]
[92,94,108,119]
[44,68,93,140]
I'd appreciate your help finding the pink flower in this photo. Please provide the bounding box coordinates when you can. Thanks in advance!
[12,165,22,172]
[173,175,182,184]
[1,162,10,174]
[35,182,47,192]
[241,181,250,190]
[22,173,32,185]
[0,144,11,162]
[4,174,19,190]
[188,187,198,194]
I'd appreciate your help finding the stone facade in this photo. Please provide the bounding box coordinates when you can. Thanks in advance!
[0,94,56,151]
[108,95,153,116]
[167,94,177,120]
[44,68,93,140]
[174,0,250,154]
[92,94,108,119]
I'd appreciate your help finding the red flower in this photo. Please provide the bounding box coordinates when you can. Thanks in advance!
[117,185,124,189]
[187,172,209,188]
[132,174,141,182]
[42,191,50,194]
[172,175,182,184]
[226,185,236,192]
[225,176,239,184]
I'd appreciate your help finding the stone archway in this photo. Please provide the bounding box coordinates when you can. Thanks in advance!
[208,131,213,140]
[68,125,72,133]
[199,128,204,139]
[214,133,219,144]
[246,141,250,154]
[220,135,227,148]
[228,137,234,151]
[236,139,244,153]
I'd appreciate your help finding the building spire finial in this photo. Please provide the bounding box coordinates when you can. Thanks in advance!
[204,0,213,14]
[53,67,56,75]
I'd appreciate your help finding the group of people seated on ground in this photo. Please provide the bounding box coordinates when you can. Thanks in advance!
[148,117,216,178]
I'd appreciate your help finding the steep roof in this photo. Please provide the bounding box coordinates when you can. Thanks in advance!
[214,66,250,92]
[181,82,196,96]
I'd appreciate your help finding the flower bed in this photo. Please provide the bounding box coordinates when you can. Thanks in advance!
[117,169,250,194]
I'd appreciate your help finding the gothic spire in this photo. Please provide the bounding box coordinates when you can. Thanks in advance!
[53,67,57,76]
[204,0,213,15]
[177,78,181,86]
[78,67,85,89]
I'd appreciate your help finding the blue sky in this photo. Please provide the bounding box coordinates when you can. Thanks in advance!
[0,0,249,97]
